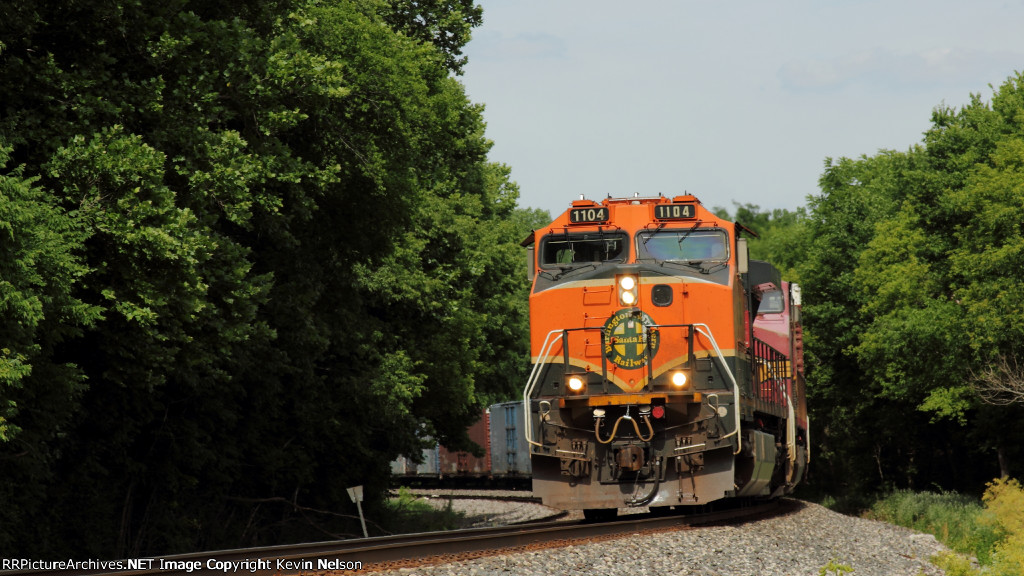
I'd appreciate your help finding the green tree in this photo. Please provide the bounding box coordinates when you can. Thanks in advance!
[798,73,1024,499]
[380,0,483,74]
[0,147,102,552]
[1,146,96,442]
[716,202,809,279]
[0,0,525,557]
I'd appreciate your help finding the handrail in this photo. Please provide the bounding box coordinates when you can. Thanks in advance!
[525,324,742,454]
[806,416,812,463]
[751,337,788,406]
[692,324,743,455]
[780,382,796,466]
[523,329,565,448]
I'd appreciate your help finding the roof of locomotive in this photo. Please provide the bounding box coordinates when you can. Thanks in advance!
[749,260,782,288]
[520,194,737,247]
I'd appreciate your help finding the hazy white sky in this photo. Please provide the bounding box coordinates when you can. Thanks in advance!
[459,0,1024,218]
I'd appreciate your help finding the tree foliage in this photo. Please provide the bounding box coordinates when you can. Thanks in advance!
[380,0,483,74]
[719,78,1024,493]
[715,202,808,280]
[793,73,1024,498]
[0,0,536,558]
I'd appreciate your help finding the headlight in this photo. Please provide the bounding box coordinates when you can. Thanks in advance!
[672,371,688,388]
[566,375,586,394]
[618,275,639,306]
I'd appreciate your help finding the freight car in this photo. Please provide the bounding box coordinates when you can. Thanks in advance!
[521,194,808,519]
[389,401,532,483]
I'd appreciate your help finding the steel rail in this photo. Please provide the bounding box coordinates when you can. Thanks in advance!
[409,493,541,502]
[11,501,787,576]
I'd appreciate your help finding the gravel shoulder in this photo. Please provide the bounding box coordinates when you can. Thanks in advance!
[377,494,949,576]
[411,494,565,527]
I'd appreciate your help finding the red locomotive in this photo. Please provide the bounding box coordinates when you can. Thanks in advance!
[521,194,808,518]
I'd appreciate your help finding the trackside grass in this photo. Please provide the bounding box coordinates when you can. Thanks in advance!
[381,487,466,534]
[864,489,998,562]
[862,478,1024,576]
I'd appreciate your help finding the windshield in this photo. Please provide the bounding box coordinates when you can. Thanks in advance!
[636,229,729,262]
[759,290,785,314]
[539,232,628,267]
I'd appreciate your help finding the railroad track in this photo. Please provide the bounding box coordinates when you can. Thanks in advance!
[393,489,544,504]
[11,500,792,576]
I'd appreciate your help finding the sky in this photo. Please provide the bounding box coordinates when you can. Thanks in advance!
[458,0,1024,219]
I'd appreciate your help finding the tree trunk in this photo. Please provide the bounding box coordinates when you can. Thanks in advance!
[874,443,884,483]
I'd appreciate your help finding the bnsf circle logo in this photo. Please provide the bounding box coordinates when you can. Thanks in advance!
[603,309,660,369]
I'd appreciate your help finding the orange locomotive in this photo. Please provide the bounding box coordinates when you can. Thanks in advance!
[521,194,808,518]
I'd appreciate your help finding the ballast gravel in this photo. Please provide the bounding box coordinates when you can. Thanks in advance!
[415,496,564,527]
[373,496,950,576]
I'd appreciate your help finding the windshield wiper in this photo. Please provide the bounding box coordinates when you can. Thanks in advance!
[653,259,717,274]
[642,222,665,246]
[553,262,597,280]
[701,262,728,274]
[676,220,703,248]
[653,259,702,270]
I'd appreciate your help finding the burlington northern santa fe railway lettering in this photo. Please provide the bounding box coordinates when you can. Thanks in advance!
[522,194,809,519]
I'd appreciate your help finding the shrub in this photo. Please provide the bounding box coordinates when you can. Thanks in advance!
[380,487,465,533]
[981,478,1024,576]
[864,478,1024,575]
[930,551,977,576]
[864,489,999,563]
[818,558,854,576]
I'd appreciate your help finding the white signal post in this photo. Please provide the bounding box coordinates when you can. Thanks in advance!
[346,485,368,538]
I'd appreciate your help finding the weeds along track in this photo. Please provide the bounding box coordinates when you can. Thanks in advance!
[391,488,567,528]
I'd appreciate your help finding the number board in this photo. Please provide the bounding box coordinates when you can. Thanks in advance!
[654,203,696,220]
[569,207,609,224]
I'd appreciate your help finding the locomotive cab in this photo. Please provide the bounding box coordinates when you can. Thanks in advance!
[522,195,808,516]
